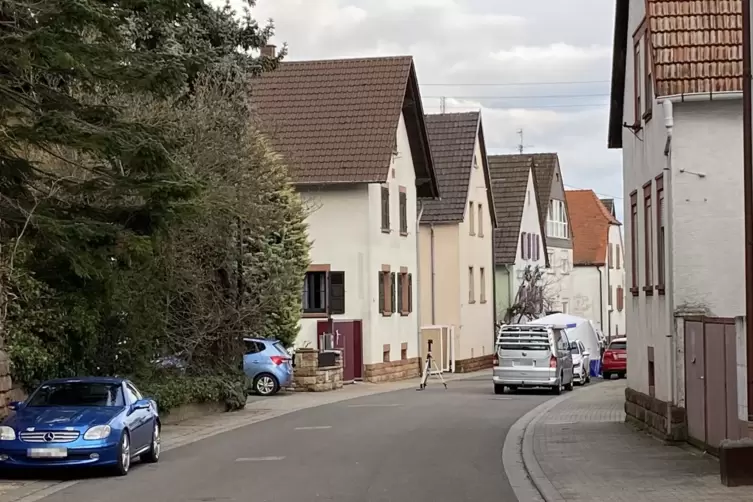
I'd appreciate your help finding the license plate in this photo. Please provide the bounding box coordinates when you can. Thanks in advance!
[513,359,533,366]
[28,448,67,459]
[617,354,626,359]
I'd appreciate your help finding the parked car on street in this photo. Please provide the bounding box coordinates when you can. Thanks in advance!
[0,377,159,476]
[243,338,293,396]
[492,323,575,395]
[570,340,591,385]
[601,337,627,379]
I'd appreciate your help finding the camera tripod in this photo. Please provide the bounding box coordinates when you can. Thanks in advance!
[417,340,448,390]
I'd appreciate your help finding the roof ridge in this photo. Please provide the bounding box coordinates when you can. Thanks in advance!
[281,55,413,65]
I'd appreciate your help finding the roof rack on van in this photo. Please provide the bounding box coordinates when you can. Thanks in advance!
[498,323,568,331]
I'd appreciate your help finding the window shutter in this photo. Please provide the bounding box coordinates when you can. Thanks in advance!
[616,286,624,312]
[534,235,539,261]
[397,273,404,313]
[408,273,413,312]
[378,272,385,313]
[381,186,390,230]
[521,232,527,259]
[390,272,396,314]
[328,271,345,315]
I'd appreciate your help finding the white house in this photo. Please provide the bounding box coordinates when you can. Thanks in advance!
[488,155,548,322]
[418,111,498,373]
[608,0,747,444]
[252,54,439,383]
[566,190,626,339]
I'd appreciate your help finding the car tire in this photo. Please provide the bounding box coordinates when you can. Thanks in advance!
[508,385,518,393]
[552,382,562,395]
[603,371,611,380]
[564,375,574,391]
[113,431,131,477]
[618,372,626,379]
[254,373,280,396]
[142,421,161,464]
[494,384,505,395]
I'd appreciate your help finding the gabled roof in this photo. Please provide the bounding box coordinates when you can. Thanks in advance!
[488,155,548,266]
[421,112,497,226]
[251,56,439,198]
[566,190,621,267]
[608,0,743,149]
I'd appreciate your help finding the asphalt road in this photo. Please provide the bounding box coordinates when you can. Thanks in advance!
[36,376,553,502]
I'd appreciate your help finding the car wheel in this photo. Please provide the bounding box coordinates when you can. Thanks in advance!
[564,374,574,391]
[142,421,161,464]
[552,382,562,395]
[618,372,626,379]
[113,431,131,476]
[508,385,518,393]
[254,373,280,396]
[603,371,611,380]
[494,384,505,395]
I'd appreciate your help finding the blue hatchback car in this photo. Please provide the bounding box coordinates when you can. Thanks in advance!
[0,377,160,476]
[243,338,293,396]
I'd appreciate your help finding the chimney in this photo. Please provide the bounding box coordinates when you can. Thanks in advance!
[261,45,276,58]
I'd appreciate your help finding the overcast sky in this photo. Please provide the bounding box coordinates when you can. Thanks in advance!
[229,0,623,221]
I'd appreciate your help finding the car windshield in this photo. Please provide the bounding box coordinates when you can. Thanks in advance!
[27,382,125,407]
[570,345,580,354]
[609,341,627,351]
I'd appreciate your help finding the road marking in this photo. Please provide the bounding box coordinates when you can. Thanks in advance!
[294,425,332,430]
[235,456,286,462]
[347,403,402,408]
[491,397,513,400]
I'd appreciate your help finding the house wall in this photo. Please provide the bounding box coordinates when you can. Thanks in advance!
[607,223,627,338]
[456,136,495,362]
[297,112,422,374]
[545,161,575,312]
[510,169,547,311]
[494,266,511,321]
[418,223,460,328]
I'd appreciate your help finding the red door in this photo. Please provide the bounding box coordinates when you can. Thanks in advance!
[316,320,363,382]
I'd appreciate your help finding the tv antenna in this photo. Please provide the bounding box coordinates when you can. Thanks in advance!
[440,96,447,114]
[516,128,534,154]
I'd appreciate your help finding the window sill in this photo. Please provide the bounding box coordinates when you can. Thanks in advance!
[480,299,487,304]
[643,286,654,296]
[400,231,408,237]
[400,311,410,317]
[655,285,666,295]
[469,232,476,237]
[478,233,484,238]
[381,311,393,317]
[469,300,476,305]
[381,228,391,234]
[630,287,640,297]
[302,312,328,319]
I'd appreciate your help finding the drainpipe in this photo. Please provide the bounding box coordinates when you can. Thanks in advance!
[430,224,436,325]
[660,98,677,428]
[416,202,425,359]
[743,0,753,421]
[597,266,604,335]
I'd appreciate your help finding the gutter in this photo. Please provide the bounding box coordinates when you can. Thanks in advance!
[597,266,604,336]
[416,202,425,358]
[659,91,742,103]
[659,98,677,428]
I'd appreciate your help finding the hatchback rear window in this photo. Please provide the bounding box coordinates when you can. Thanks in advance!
[272,341,288,355]
[609,340,627,350]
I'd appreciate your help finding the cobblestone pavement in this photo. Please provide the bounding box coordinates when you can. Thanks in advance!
[0,369,490,502]
[530,380,753,502]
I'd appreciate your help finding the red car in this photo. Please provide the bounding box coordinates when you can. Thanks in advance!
[601,337,627,379]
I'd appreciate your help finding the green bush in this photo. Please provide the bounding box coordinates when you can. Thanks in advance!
[138,375,247,415]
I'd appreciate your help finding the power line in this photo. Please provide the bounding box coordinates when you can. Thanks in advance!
[424,103,607,110]
[564,184,623,200]
[423,93,610,100]
[421,79,610,86]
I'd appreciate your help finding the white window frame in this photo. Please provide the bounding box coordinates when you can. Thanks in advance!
[546,199,569,239]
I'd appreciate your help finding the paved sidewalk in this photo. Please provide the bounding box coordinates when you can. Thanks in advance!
[528,380,752,502]
[0,369,489,502]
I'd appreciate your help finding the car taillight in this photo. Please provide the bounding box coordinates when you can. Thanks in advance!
[270,355,286,365]
[549,356,557,368]
[604,351,613,360]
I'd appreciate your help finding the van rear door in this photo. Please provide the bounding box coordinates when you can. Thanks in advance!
[496,326,552,368]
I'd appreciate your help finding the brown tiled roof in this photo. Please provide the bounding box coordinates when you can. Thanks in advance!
[488,155,547,266]
[649,0,743,96]
[421,112,496,226]
[251,56,438,198]
[530,153,558,226]
[566,190,620,266]
[609,0,743,148]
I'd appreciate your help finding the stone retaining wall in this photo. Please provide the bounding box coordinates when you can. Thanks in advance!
[454,354,494,373]
[625,386,686,442]
[291,348,344,392]
[363,357,420,383]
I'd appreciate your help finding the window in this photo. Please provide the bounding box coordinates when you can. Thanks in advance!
[609,243,614,269]
[634,18,651,122]
[630,191,638,294]
[546,199,568,239]
[608,285,613,307]
[469,201,475,235]
[634,40,642,124]
[644,36,653,119]
[469,266,475,303]
[473,153,479,169]
[616,286,624,312]
[381,185,390,232]
[478,204,484,237]
[480,267,486,303]
[124,385,140,405]
[302,270,345,316]
[656,175,665,293]
[648,346,655,398]
[643,182,653,291]
[398,270,413,315]
[378,268,394,316]
[616,245,621,269]
[534,235,540,261]
[520,232,528,259]
[399,189,408,235]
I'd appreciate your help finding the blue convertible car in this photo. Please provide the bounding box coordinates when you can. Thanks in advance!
[0,377,160,476]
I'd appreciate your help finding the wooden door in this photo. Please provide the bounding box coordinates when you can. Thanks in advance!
[684,320,706,446]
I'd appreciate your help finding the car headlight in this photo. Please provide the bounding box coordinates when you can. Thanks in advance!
[0,426,15,441]
[83,425,112,440]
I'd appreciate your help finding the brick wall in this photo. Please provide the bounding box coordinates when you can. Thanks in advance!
[454,354,493,373]
[624,386,686,442]
[363,357,420,383]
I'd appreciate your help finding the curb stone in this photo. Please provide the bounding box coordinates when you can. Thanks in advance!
[502,386,588,502]
[0,369,490,502]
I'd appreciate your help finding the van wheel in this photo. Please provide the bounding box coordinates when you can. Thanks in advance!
[551,382,562,395]
[494,384,505,395]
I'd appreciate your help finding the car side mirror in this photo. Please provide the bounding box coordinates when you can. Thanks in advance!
[7,401,22,412]
[132,399,151,411]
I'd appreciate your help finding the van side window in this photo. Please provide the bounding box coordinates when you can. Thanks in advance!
[554,329,568,352]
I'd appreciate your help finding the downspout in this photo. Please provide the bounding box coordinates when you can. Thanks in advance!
[430,224,436,325]
[606,257,612,342]
[416,202,425,359]
[660,98,677,429]
[597,266,604,335]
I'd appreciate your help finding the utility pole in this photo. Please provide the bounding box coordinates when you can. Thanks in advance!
[743,0,753,420]
[440,96,446,114]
